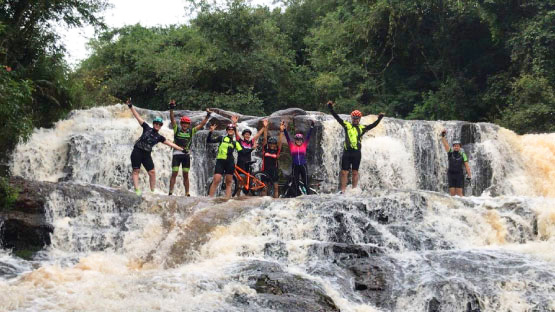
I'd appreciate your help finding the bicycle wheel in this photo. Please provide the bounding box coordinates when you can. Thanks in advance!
[251,171,270,196]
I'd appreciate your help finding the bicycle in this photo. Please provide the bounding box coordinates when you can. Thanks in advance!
[280,175,320,198]
[205,161,269,197]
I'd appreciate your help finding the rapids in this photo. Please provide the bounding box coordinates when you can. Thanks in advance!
[1,104,555,311]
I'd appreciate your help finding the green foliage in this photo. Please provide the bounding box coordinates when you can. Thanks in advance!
[497,75,555,134]
[0,177,18,212]
[0,70,34,151]
[0,0,107,156]
[66,0,555,134]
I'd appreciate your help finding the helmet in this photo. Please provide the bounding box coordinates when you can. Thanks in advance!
[180,116,191,123]
[351,110,362,118]
[226,124,236,130]
[153,117,163,124]
[242,129,252,135]
[268,137,278,144]
[294,133,304,140]
[452,140,462,146]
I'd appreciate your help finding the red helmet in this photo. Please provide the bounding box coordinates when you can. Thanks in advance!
[351,110,362,118]
[180,116,191,123]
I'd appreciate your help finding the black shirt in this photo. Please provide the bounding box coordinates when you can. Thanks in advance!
[134,123,166,152]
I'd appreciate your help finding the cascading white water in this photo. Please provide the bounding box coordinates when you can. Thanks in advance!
[2,104,555,311]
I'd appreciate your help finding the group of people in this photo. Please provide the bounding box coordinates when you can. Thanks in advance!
[127,99,471,198]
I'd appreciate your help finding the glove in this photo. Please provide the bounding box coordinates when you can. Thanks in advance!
[206,111,212,118]
[126,99,132,108]
[441,130,446,137]
[169,101,176,110]
[465,176,471,183]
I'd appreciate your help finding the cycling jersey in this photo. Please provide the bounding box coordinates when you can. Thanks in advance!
[207,133,243,161]
[284,128,312,166]
[173,124,197,155]
[328,106,383,151]
[134,122,166,152]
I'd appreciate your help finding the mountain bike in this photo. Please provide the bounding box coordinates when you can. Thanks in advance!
[280,175,320,198]
[205,161,268,196]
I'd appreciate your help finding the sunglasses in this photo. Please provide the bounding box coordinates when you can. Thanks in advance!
[153,122,163,126]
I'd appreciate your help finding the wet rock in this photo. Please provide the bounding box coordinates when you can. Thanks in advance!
[231,260,340,312]
[0,177,141,257]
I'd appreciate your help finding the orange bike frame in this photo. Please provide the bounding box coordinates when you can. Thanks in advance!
[233,165,266,192]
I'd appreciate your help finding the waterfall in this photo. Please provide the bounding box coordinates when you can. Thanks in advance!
[2,104,555,311]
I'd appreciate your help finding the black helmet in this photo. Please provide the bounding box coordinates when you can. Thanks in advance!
[242,129,252,135]
[268,137,277,144]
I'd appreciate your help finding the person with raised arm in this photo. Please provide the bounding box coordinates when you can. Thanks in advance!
[261,119,284,198]
[440,129,472,196]
[127,99,184,196]
[168,100,211,196]
[327,100,384,194]
[283,119,314,196]
[231,115,265,196]
[206,122,243,198]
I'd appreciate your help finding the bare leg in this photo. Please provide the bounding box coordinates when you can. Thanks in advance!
[449,187,456,196]
[455,188,464,196]
[132,169,140,191]
[340,170,348,192]
[148,169,156,191]
[169,171,178,194]
[224,174,233,199]
[182,171,189,195]
[209,174,222,197]
[352,170,359,189]
[273,183,279,198]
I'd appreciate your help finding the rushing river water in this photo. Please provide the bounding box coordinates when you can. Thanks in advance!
[1,104,555,311]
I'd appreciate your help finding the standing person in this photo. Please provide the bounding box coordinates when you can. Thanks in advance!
[168,100,211,196]
[207,123,243,198]
[231,115,264,196]
[283,119,314,196]
[440,129,472,196]
[327,100,384,193]
[231,115,265,172]
[127,99,184,196]
[261,120,284,198]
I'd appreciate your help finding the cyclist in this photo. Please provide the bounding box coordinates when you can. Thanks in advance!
[327,100,384,193]
[127,99,184,196]
[168,100,211,196]
[207,123,243,198]
[231,115,265,195]
[261,119,284,198]
[440,129,472,196]
[283,119,315,196]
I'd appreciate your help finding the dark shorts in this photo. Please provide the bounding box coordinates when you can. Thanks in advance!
[263,167,279,183]
[171,154,191,172]
[214,159,235,175]
[341,150,362,171]
[448,172,464,188]
[131,148,154,171]
[236,161,251,174]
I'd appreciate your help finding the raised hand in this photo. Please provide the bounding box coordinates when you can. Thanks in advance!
[169,99,176,109]
[378,112,385,118]
[280,120,286,132]
[441,129,447,137]
[310,120,315,128]
[126,98,132,108]
[205,108,212,117]
[209,123,217,132]
[231,115,239,125]
[262,119,269,128]
[326,100,334,108]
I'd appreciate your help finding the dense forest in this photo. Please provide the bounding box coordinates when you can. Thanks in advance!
[1,0,554,157]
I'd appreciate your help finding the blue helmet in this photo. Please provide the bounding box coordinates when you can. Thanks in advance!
[153,117,163,124]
